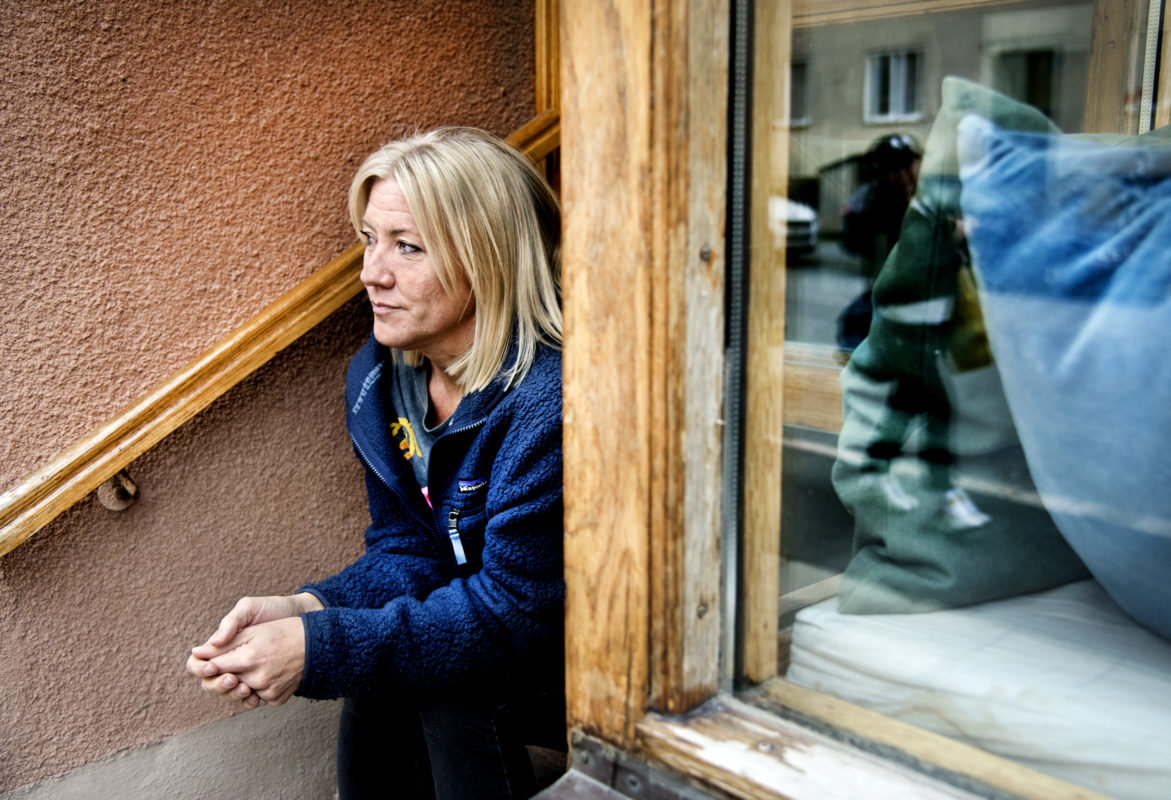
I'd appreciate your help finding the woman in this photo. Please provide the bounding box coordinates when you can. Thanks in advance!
[187,127,565,799]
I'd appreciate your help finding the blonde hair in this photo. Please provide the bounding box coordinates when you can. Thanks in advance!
[349,127,561,392]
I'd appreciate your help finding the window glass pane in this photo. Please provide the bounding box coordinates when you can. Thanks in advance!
[791,61,810,126]
[865,50,924,122]
[872,53,891,116]
[758,1,1171,796]
[903,52,920,113]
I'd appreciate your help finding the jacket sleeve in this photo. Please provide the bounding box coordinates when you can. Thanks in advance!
[297,376,564,699]
[298,469,449,609]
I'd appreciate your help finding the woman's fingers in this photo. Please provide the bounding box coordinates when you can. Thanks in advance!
[188,644,256,703]
[192,594,313,661]
[205,618,305,705]
[190,624,249,661]
[204,597,259,648]
[190,640,229,661]
[188,613,304,711]
[190,659,259,705]
[186,652,220,679]
[196,667,239,695]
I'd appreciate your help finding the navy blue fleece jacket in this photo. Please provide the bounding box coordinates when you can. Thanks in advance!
[295,335,564,698]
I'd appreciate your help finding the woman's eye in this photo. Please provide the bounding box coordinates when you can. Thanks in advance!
[360,231,375,247]
[396,240,421,255]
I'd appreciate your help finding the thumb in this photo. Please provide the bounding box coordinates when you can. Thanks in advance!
[205,598,257,648]
[190,639,232,661]
[206,620,237,649]
[191,627,248,660]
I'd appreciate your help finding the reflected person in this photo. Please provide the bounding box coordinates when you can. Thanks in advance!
[186,128,565,800]
[838,134,923,350]
[842,133,922,277]
[836,170,991,529]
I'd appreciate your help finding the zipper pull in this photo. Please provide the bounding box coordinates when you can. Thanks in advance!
[447,509,468,566]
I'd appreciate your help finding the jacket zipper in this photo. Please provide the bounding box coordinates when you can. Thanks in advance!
[427,418,486,565]
[447,509,468,565]
[350,416,487,568]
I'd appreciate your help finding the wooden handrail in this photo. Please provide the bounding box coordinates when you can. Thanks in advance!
[0,111,560,557]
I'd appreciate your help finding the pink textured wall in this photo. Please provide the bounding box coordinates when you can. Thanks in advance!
[0,0,533,490]
[0,0,533,791]
[0,304,371,789]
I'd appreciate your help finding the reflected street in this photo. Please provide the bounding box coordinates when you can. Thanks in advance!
[784,239,869,349]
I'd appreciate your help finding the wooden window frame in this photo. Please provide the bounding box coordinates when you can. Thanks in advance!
[561,0,1161,798]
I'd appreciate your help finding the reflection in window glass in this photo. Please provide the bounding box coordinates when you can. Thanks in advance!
[767,2,1171,797]
[790,60,810,126]
[865,50,922,122]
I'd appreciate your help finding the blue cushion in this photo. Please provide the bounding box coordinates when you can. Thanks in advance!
[958,117,1171,639]
[833,78,1088,615]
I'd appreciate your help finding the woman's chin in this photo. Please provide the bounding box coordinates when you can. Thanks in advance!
[371,322,409,350]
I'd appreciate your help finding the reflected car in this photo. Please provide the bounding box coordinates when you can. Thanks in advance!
[769,195,819,260]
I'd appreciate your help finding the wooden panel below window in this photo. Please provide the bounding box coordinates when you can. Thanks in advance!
[782,343,845,434]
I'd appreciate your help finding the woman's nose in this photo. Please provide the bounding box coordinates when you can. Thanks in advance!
[360,247,393,287]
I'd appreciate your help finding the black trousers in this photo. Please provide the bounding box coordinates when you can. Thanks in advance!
[336,686,566,800]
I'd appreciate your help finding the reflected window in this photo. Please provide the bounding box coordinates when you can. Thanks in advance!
[865,49,922,122]
[994,49,1058,114]
[790,60,810,127]
[981,3,1092,132]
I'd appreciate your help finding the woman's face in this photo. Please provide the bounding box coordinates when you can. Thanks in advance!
[359,178,476,367]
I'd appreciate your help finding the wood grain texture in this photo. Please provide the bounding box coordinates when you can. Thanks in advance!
[562,0,654,746]
[782,343,844,433]
[647,0,728,716]
[0,113,560,557]
[792,0,1022,27]
[1084,0,1148,134]
[637,695,981,800]
[562,0,727,745]
[746,680,1113,800]
[740,0,788,684]
[510,108,562,161]
[536,0,560,114]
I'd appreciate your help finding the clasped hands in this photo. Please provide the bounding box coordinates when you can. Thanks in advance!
[186,593,323,710]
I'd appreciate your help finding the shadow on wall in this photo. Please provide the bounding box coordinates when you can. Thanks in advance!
[0,699,340,800]
[0,297,371,794]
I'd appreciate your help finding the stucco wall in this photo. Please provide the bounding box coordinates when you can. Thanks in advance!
[0,0,533,491]
[0,0,534,792]
[3,699,342,800]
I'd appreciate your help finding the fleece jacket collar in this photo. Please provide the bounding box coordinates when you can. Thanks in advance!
[344,334,511,495]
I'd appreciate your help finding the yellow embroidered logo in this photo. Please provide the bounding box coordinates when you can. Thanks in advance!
[389,417,422,460]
